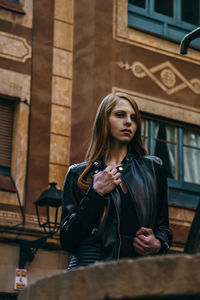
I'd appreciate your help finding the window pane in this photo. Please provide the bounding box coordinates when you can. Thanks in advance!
[182,0,200,26]
[183,130,200,184]
[154,0,173,17]
[129,0,146,9]
[154,122,177,179]
[141,119,148,151]
[154,122,176,142]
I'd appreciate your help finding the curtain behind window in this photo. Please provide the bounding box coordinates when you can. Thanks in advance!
[183,130,200,184]
[155,122,176,179]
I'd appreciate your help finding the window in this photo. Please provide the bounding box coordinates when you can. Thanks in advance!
[0,99,15,175]
[141,118,200,208]
[128,0,200,48]
[0,0,25,15]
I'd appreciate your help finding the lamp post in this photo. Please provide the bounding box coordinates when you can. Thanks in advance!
[34,182,63,235]
[180,27,200,55]
[19,182,63,269]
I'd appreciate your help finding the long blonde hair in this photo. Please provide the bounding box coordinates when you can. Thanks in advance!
[78,92,146,191]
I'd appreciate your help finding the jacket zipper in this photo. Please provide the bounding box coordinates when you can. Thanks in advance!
[112,195,121,259]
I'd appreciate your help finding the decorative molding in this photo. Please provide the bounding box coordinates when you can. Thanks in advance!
[0,211,22,223]
[112,86,200,126]
[0,31,31,62]
[0,68,31,101]
[113,0,200,65]
[170,218,192,228]
[0,212,61,239]
[0,210,45,228]
[116,60,200,95]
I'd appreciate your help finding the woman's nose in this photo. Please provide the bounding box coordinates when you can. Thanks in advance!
[124,115,132,125]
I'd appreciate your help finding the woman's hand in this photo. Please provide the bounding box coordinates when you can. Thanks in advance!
[93,166,121,195]
[133,227,161,256]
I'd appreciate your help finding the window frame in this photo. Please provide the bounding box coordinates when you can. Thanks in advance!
[0,0,25,15]
[7,0,19,3]
[128,0,200,48]
[141,116,200,208]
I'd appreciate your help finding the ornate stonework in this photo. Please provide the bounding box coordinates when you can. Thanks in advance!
[160,69,176,88]
[116,60,200,95]
[0,31,31,63]
[0,68,31,100]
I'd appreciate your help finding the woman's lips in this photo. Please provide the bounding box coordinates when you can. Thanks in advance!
[121,129,132,134]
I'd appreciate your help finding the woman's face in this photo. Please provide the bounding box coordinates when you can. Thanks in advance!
[108,99,137,144]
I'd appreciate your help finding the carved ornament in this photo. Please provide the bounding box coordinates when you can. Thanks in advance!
[0,31,31,63]
[116,60,200,95]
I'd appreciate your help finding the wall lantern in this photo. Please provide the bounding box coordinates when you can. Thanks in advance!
[19,182,63,269]
[34,182,63,235]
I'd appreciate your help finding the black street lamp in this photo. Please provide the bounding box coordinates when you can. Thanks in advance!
[34,182,63,235]
[19,182,63,269]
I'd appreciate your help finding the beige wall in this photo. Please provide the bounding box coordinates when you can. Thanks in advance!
[0,0,74,220]
[0,0,73,294]
[0,243,69,294]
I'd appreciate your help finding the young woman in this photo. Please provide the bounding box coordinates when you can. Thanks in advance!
[60,92,172,269]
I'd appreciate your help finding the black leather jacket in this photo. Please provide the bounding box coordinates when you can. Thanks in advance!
[60,154,172,260]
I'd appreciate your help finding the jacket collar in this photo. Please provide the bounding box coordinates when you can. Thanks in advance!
[90,153,133,176]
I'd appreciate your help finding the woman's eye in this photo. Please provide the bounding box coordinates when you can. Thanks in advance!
[131,115,136,121]
[115,113,124,117]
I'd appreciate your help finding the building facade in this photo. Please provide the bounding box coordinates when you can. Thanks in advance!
[0,0,199,297]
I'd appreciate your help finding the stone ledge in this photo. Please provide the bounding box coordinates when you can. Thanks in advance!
[18,253,200,300]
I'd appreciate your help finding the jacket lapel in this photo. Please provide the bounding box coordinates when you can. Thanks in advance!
[90,155,156,228]
[121,157,156,227]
